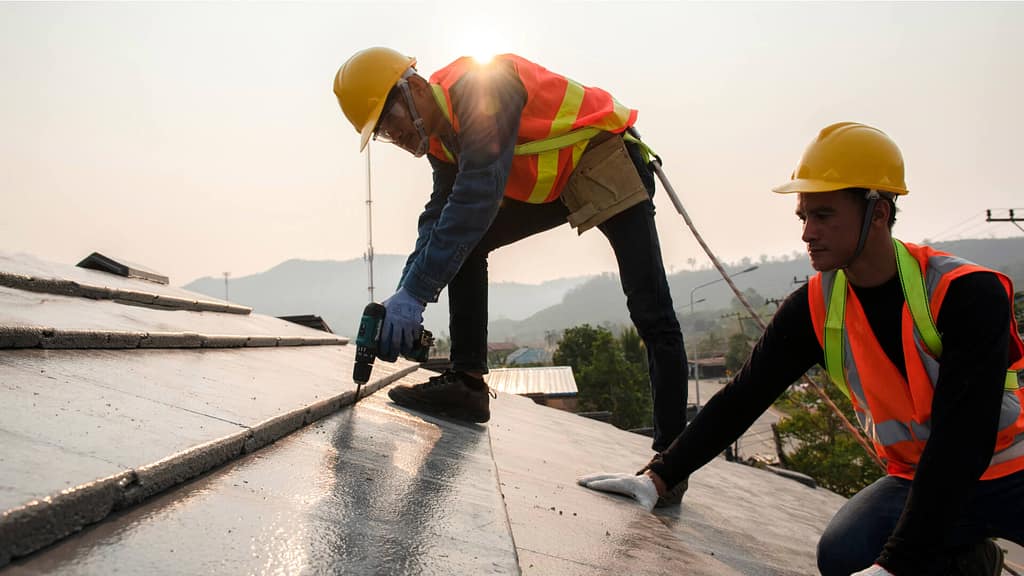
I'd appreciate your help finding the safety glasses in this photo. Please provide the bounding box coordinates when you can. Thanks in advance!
[371,68,429,157]
[372,93,409,145]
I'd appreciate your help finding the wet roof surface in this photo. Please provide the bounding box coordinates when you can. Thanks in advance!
[1,252,849,574]
[4,386,846,575]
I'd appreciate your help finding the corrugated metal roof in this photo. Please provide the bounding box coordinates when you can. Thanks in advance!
[485,366,577,397]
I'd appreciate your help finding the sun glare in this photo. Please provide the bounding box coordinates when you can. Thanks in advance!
[460,28,501,65]
[470,52,496,65]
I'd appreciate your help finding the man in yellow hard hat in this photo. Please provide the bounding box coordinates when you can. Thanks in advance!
[334,47,689,482]
[578,122,1024,574]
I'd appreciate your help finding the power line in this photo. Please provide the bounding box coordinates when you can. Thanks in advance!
[925,210,987,242]
[987,208,1024,234]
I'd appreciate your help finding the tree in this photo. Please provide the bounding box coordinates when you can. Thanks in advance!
[553,324,604,369]
[554,324,651,431]
[619,326,648,371]
[724,332,752,373]
[773,372,883,497]
[730,287,765,311]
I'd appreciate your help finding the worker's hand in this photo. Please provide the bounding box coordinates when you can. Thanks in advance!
[577,472,658,512]
[851,565,893,576]
[380,287,425,361]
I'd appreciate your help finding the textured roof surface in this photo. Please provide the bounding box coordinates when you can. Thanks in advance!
[1,252,853,574]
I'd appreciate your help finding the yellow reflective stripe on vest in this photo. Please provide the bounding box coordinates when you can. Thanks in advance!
[894,239,943,357]
[527,151,560,203]
[429,84,456,162]
[1008,370,1021,391]
[514,127,601,155]
[824,270,852,400]
[825,240,1020,395]
[524,80,588,203]
[552,81,585,136]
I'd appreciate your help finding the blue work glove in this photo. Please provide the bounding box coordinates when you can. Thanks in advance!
[379,287,425,362]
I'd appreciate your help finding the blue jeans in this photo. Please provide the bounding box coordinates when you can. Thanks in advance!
[817,471,1024,575]
[447,139,688,451]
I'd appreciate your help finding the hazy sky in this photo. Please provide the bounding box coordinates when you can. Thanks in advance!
[2,1,1022,288]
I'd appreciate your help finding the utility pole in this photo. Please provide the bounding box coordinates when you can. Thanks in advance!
[986,209,1024,233]
[223,272,230,302]
[365,142,375,303]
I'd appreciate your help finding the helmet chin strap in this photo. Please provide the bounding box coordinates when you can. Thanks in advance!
[841,189,880,270]
[394,68,430,157]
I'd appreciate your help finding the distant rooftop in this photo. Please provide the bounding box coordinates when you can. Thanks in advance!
[486,366,578,397]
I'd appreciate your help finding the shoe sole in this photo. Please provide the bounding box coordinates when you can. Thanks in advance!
[388,388,490,424]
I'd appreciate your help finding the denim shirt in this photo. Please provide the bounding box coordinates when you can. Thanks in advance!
[398,60,527,303]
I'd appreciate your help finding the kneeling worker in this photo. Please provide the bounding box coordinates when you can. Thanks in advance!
[579,122,1024,575]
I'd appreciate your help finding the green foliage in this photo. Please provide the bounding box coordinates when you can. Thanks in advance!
[724,332,752,373]
[774,374,883,497]
[554,324,652,431]
[619,326,648,371]
[730,287,765,311]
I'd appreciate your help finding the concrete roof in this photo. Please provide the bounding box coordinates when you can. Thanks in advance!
[485,366,578,397]
[1,252,849,574]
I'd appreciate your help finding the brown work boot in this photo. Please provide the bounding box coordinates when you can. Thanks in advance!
[388,370,492,423]
[637,455,688,508]
[948,538,1005,576]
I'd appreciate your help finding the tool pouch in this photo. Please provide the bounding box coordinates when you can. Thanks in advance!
[560,133,649,234]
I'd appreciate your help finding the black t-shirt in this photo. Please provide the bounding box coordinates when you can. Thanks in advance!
[648,270,1012,574]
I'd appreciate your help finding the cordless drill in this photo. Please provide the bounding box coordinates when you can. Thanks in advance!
[353,301,434,385]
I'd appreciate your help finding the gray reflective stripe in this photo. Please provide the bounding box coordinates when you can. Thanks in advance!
[912,335,941,384]
[868,391,1021,449]
[927,252,976,277]
[844,338,870,408]
[910,420,931,442]
[820,270,837,306]
[874,419,919,446]
[992,431,1024,466]
[999,391,1023,431]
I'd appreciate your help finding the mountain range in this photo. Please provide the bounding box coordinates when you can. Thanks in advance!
[184,237,1024,345]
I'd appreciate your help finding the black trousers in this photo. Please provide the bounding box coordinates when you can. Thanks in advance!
[447,140,688,450]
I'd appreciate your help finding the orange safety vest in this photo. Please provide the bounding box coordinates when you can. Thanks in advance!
[808,240,1024,480]
[427,54,637,204]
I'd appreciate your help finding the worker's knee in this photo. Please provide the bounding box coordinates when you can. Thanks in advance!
[817,529,867,576]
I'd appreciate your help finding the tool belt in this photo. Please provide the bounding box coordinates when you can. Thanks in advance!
[560,132,649,234]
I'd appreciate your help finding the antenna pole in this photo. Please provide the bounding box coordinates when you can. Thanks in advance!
[365,143,375,303]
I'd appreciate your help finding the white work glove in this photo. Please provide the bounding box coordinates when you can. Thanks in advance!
[577,472,658,512]
[851,564,893,576]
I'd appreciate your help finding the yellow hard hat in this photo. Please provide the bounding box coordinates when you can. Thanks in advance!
[773,122,908,195]
[334,47,416,151]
